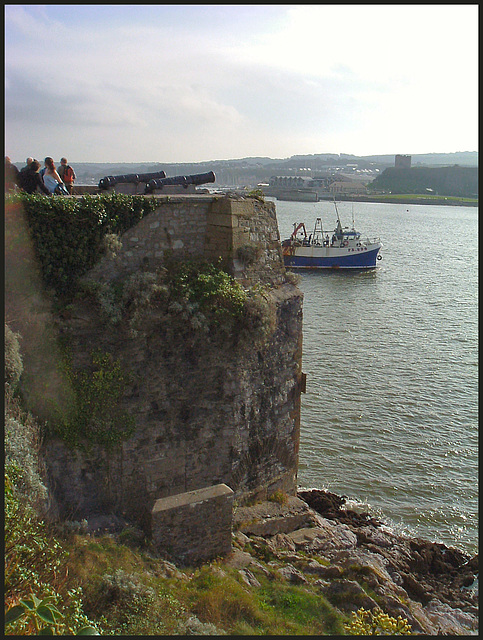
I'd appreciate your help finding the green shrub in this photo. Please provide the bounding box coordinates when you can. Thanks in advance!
[4,352,48,513]
[88,569,159,634]
[4,324,24,387]
[120,270,170,336]
[49,349,136,448]
[165,259,247,330]
[245,188,265,201]
[344,607,412,635]
[4,410,48,511]
[162,259,277,345]
[4,465,61,599]
[101,569,155,609]
[268,490,288,505]
[15,192,158,298]
[4,466,98,635]
[5,593,99,635]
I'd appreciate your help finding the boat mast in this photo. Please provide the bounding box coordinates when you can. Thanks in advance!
[313,217,324,240]
[333,199,343,236]
[334,199,341,225]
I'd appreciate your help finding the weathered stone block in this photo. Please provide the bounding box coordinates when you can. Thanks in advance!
[152,484,234,565]
[111,183,146,195]
[208,212,238,228]
[230,200,255,218]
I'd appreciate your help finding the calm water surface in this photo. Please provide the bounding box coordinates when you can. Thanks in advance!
[272,198,478,555]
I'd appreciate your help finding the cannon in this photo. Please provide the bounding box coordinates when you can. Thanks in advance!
[98,170,167,190]
[144,171,216,194]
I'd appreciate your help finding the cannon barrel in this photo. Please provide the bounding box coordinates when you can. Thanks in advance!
[144,171,216,194]
[98,170,167,190]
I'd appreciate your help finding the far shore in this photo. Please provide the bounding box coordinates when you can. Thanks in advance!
[277,193,478,207]
[330,194,478,207]
[64,185,479,207]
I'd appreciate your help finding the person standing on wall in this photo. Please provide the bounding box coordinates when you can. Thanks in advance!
[5,156,19,192]
[42,157,68,195]
[58,157,76,194]
[20,157,34,174]
[17,159,51,195]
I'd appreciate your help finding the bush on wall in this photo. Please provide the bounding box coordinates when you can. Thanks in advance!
[49,348,136,449]
[14,193,158,297]
[84,257,277,345]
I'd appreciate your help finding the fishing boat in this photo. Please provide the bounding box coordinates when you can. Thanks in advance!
[282,201,383,269]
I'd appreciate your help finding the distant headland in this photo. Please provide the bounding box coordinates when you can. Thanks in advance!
[26,151,476,191]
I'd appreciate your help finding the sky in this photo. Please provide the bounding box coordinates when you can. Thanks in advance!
[4,4,479,164]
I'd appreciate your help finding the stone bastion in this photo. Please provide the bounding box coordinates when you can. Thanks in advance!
[21,193,305,563]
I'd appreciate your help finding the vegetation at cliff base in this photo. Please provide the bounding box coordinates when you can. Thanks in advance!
[5,328,99,635]
[16,533,347,636]
[344,608,412,635]
[3,326,358,636]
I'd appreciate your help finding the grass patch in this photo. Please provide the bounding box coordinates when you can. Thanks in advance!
[188,567,264,630]
[61,536,348,635]
[255,579,345,635]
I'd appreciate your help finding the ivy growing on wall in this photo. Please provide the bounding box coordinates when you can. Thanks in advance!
[85,257,277,344]
[49,349,136,449]
[165,258,247,329]
[14,193,158,297]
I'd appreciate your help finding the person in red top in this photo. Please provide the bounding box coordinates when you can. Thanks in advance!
[58,157,76,194]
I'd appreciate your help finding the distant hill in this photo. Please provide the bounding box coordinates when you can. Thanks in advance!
[369,165,478,198]
[41,151,477,187]
[284,151,478,168]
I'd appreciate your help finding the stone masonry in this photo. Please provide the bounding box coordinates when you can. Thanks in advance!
[41,195,304,556]
[151,484,234,565]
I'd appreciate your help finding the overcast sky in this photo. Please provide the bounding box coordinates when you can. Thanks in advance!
[4,4,478,164]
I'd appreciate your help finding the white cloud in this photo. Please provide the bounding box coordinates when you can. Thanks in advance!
[4,4,478,162]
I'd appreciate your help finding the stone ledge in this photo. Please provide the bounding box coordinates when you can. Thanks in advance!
[234,496,317,537]
[152,483,233,513]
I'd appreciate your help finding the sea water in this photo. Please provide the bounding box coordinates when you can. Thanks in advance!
[272,198,478,555]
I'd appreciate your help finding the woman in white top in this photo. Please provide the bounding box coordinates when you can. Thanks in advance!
[42,157,66,194]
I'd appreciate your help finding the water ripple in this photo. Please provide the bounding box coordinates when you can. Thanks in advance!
[275,200,478,554]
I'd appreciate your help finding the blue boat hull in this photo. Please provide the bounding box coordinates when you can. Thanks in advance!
[284,247,381,269]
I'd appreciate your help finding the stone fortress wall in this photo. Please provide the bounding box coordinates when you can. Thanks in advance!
[43,193,305,561]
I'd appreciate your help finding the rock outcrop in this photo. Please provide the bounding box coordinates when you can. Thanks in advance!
[228,490,478,635]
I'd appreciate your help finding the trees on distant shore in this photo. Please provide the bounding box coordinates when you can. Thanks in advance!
[368,165,478,198]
